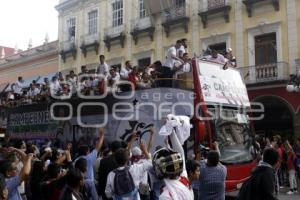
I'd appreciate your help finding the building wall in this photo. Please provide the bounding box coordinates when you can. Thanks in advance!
[56,0,300,74]
[0,41,59,85]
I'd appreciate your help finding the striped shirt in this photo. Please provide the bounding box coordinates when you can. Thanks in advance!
[198,161,227,200]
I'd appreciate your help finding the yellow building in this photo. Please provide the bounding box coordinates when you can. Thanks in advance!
[56,0,300,138]
[0,41,58,87]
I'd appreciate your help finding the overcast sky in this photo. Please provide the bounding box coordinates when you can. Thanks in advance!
[0,0,59,50]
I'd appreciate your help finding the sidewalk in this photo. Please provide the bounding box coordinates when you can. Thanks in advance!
[277,187,300,199]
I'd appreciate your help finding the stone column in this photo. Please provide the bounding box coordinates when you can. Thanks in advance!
[294,112,300,139]
[125,0,133,61]
[190,0,200,55]
[235,0,244,68]
[287,0,298,74]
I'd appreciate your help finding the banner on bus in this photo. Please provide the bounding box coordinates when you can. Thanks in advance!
[199,61,250,107]
[7,104,58,139]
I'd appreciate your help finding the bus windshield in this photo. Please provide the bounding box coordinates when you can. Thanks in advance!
[214,110,254,164]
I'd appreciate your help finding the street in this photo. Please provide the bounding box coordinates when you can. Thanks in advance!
[277,187,300,200]
[278,193,300,200]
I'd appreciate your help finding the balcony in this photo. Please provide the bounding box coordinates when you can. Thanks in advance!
[198,0,231,28]
[103,25,125,51]
[59,39,77,62]
[80,33,100,57]
[238,62,289,86]
[130,17,155,45]
[161,5,190,37]
[243,0,279,17]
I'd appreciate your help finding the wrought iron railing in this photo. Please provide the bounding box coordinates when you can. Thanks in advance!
[131,17,152,31]
[207,0,227,10]
[238,62,289,84]
[80,33,100,46]
[59,39,76,52]
[104,25,125,38]
[162,4,188,23]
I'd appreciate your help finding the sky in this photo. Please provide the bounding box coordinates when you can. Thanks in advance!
[0,0,59,50]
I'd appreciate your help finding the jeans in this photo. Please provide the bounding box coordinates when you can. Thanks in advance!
[288,170,297,190]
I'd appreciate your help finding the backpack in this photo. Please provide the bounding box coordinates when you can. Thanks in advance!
[113,167,138,200]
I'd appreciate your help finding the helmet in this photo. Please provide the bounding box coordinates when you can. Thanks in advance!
[152,148,183,179]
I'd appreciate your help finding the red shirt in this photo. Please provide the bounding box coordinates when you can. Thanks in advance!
[287,151,296,170]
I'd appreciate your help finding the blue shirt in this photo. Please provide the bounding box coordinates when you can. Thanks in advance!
[6,176,22,200]
[198,161,227,200]
[77,149,98,180]
[84,179,99,200]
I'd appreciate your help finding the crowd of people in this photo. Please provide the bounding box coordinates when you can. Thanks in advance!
[0,39,236,108]
[0,122,299,200]
[249,135,300,196]
[0,124,222,200]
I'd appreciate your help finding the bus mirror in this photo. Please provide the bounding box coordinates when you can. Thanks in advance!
[197,121,206,142]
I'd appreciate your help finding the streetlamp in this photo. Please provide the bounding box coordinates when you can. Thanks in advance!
[286,72,300,92]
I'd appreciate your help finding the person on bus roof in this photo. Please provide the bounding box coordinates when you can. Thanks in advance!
[207,49,226,65]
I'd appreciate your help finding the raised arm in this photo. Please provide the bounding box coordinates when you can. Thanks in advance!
[126,132,138,153]
[147,128,155,152]
[19,153,33,182]
[95,128,105,153]
[8,147,27,163]
[140,140,151,160]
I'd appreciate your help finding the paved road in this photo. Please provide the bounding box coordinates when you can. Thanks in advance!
[278,193,300,200]
[277,188,300,199]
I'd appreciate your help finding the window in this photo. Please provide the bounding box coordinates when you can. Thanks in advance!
[138,57,151,68]
[112,0,123,27]
[67,18,76,41]
[255,33,277,65]
[88,10,98,35]
[139,0,147,19]
[208,42,226,55]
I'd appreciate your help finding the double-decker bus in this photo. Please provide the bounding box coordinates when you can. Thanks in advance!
[5,58,256,194]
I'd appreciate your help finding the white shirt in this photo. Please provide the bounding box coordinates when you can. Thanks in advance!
[120,67,132,79]
[108,73,120,85]
[28,87,40,97]
[177,45,186,58]
[164,46,177,69]
[105,160,152,200]
[97,62,110,75]
[207,54,226,64]
[182,63,190,72]
[50,80,61,94]
[13,81,25,94]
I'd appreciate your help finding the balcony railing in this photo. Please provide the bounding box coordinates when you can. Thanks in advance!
[59,39,77,62]
[207,0,227,10]
[80,33,100,46]
[131,17,152,32]
[80,33,100,57]
[130,17,155,45]
[238,62,289,85]
[161,4,190,37]
[198,0,231,28]
[103,25,125,51]
[162,5,188,24]
[104,25,125,38]
[59,39,76,52]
